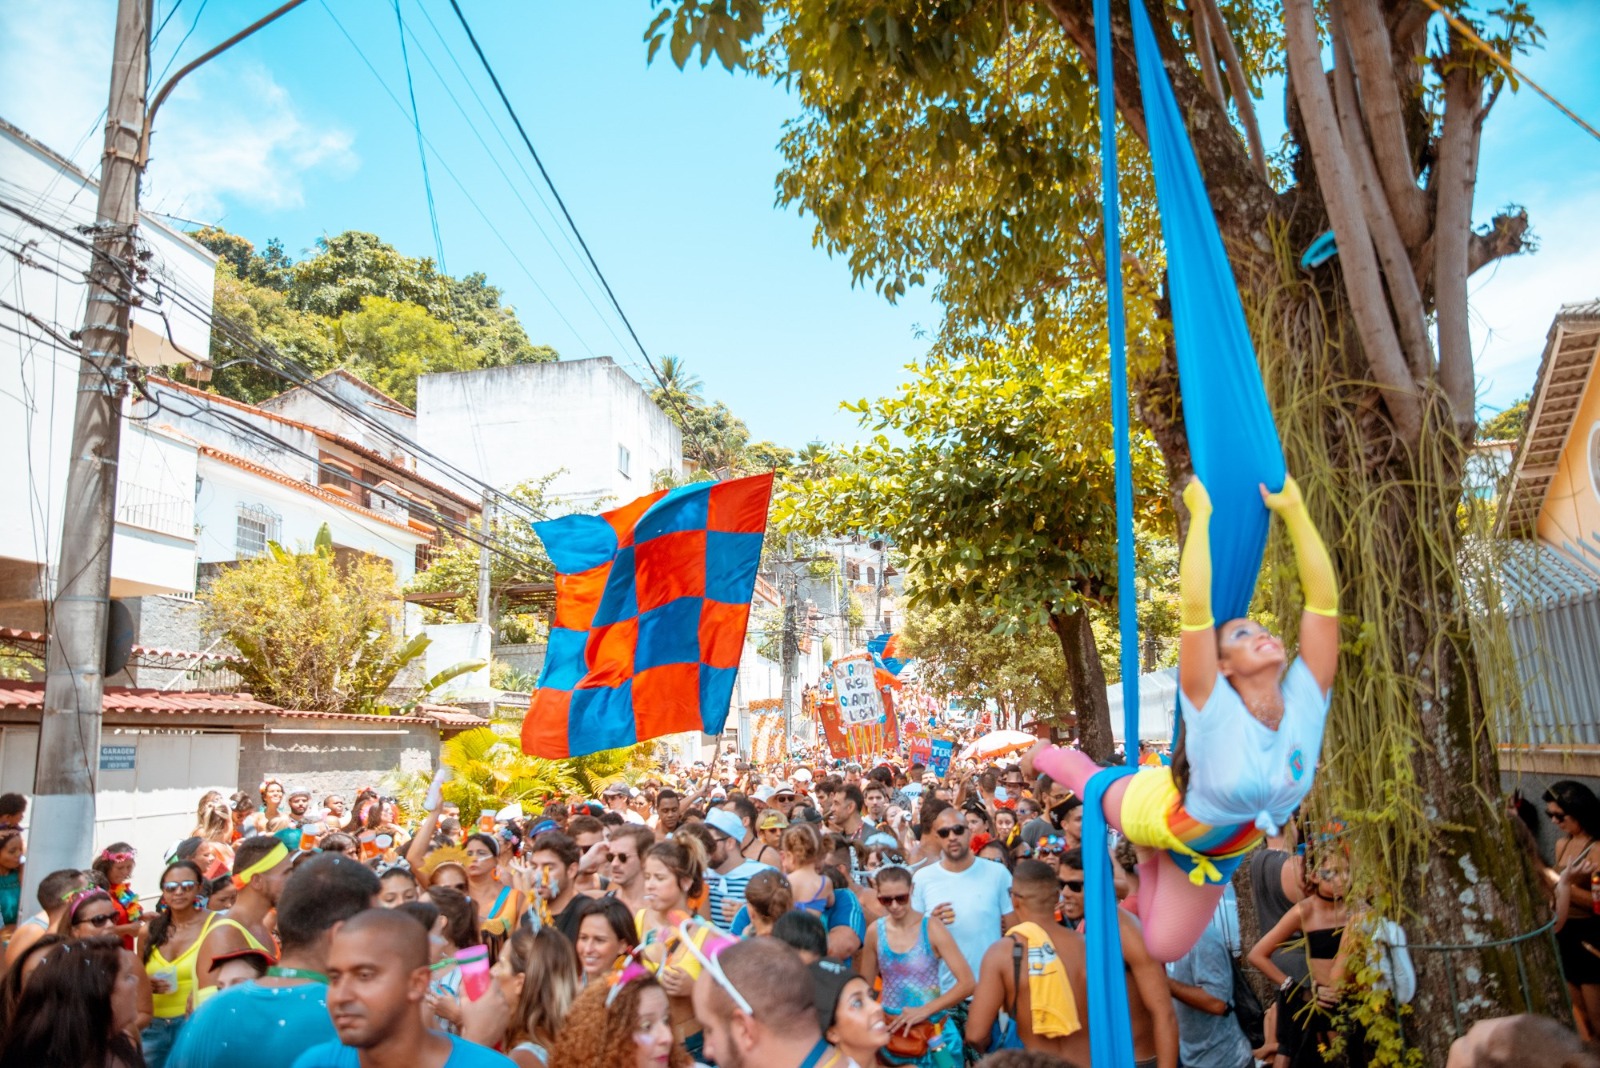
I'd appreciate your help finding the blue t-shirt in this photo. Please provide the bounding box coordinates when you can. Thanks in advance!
[291,1034,515,1068]
[730,888,865,941]
[167,981,337,1068]
[1166,912,1252,1068]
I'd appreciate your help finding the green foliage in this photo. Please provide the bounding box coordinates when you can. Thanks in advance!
[333,296,478,407]
[404,474,566,629]
[188,228,556,406]
[385,726,660,824]
[201,524,440,714]
[1479,393,1529,443]
[775,335,1167,632]
[901,598,1072,728]
[489,660,541,693]
[648,355,795,475]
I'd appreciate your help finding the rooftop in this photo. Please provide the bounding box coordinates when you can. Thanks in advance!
[1498,300,1600,538]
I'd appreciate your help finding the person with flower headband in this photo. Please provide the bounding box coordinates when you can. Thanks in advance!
[93,842,145,949]
[633,836,714,1059]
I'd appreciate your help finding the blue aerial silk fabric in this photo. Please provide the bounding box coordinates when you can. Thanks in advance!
[1086,1,1286,1066]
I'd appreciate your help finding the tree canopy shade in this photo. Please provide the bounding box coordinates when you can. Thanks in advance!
[774,335,1168,760]
[189,227,557,405]
[646,0,1554,1053]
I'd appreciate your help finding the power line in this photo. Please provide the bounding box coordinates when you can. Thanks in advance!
[391,0,447,275]
[443,0,717,471]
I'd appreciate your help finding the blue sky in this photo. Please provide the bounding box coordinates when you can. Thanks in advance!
[3,0,1595,447]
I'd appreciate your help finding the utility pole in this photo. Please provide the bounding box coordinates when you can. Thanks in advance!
[476,494,494,688]
[779,573,799,743]
[28,0,150,907]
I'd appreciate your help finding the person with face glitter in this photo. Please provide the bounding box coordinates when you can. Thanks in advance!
[550,971,691,1068]
[1025,476,1339,964]
[249,779,293,836]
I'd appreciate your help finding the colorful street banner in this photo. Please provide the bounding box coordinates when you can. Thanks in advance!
[815,694,900,763]
[832,653,884,727]
[906,734,932,767]
[748,709,786,765]
[928,737,955,779]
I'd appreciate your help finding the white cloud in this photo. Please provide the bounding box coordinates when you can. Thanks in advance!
[0,0,355,220]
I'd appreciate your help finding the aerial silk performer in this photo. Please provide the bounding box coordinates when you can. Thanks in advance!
[1025,476,1338,962]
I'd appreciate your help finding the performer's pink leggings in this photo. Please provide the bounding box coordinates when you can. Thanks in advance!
[1035,746,1226,963]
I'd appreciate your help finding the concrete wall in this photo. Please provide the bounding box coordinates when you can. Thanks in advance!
[195,451,424,583]
[1538,363,1600,547]
[423,622,492,693]
[0,724,242,901]
[259,372,419,463]
[416,357,683,511]
[237,720,438,812]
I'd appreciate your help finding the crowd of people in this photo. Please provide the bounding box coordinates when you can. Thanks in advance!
[0,752,1590,1068]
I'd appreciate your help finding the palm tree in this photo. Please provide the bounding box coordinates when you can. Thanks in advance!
[653,355,704,411]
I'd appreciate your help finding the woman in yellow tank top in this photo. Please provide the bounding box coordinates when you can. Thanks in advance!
[138,859,212,1068]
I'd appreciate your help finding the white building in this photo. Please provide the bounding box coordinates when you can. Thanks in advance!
[416,357,684,512]
[0,118,218,630]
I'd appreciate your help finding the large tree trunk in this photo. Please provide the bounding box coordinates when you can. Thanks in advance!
[1049,604,1114,763]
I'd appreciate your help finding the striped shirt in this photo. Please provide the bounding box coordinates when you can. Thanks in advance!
[707,859,773,932]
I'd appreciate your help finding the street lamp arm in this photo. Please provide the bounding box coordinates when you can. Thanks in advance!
[139,0,312,164]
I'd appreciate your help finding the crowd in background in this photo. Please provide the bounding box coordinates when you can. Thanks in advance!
[0,754,1593,1068]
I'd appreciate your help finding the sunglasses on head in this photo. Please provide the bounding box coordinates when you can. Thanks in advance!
[878,892,910,906]
[1059,879,1084,892]
[936,825,967,839]
[162,879,198,893]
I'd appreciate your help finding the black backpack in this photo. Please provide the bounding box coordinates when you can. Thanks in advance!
[1229,954,1266,1048]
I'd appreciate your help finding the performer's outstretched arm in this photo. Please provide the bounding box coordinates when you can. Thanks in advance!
[1177,478,1218,709]
[1262,476,1338,694]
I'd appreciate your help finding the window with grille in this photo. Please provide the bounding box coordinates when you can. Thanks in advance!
[618,444,632,479]
[848,562,860,581]
[235,504,281,559]
[318,453,355,494]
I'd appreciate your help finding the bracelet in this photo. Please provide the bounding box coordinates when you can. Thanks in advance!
[1279,976,1295,994]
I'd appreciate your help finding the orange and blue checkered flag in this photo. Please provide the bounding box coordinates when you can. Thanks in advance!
[522,474,774,759]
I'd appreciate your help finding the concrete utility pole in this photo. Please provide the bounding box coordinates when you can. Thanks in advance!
[779,574,799,742]
[28,0,151,906]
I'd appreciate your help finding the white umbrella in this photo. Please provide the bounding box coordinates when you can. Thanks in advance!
[959,729,1040,762]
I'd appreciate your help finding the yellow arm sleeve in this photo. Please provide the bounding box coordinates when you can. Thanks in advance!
[1264,476,1338,617]
[1180,479,1215,631]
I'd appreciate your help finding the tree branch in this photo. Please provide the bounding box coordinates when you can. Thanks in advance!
[1284,0,1422,443]
[1037,0,1276,248]
[1189,2,1226,107]
[1330,2,1434,381]
[1197,0,1268,181]
[1341,0,1429,248]
[1468,208,1531,275]
[1433,49,1483,435]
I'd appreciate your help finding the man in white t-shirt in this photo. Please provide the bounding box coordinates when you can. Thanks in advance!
[912,806,1016,993]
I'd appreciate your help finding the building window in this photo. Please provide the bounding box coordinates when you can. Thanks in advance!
[866,566,876,586]
[618,444,632,479]
[1589,421,1600,503]
[847,562,860,581]
[318,453,355,494]
[235,504,281,559]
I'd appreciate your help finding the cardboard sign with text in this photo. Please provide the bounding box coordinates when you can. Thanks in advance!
[928,737,955,778]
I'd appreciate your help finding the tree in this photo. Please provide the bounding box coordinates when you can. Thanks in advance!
[405,474,566,641]
[188,228,556,406]
[1479,393,1529,442]
[775,335,1168,761]
[648,0,1553,1051]
[900,597,1074,732]
[647,355,792,475]
[333,296,478,407]
[201,525,477,715]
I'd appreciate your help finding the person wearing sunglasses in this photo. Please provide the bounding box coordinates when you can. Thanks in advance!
[138,859,213,1067]
[58,886,124,939]
[1540,779,1600,1037]
[860,865,973,1063]
[909,807,1016,1002]
[1048,849,1177,1068]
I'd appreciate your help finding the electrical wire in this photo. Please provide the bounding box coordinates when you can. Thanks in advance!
[391,0,448,275]
[443,0,718,470]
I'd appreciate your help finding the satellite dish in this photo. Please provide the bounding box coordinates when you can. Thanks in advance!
[104,600,134,677]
